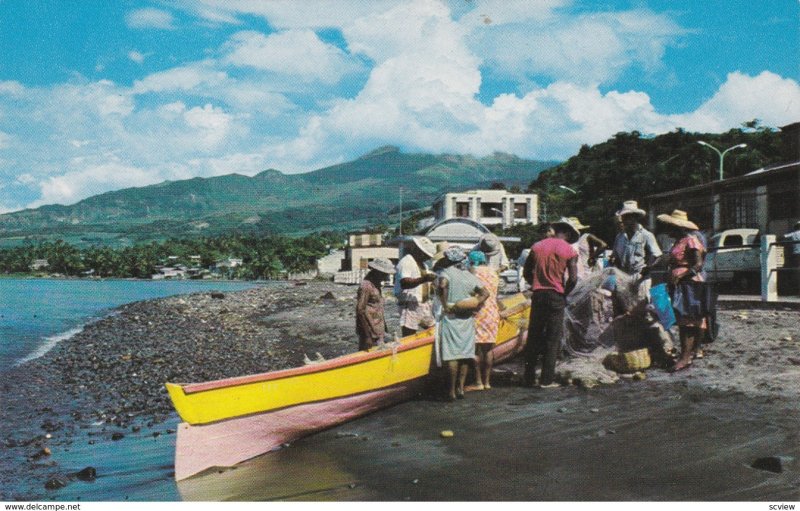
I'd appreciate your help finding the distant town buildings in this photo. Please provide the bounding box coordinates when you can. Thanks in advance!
[432,189,538,229]
[215,257,244,269]
[317,249,345,277]
[332,233,400,284]
[29,259,49,271]
[340,233,399,272]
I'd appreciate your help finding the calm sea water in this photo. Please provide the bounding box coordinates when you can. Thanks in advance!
[0,278,261,370]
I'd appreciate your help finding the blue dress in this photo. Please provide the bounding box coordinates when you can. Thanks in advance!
[439,266,481,362]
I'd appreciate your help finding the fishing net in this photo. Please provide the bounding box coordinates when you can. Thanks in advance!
[562,268,656,357]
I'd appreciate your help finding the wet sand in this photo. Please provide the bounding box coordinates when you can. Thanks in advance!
[1,281,798,501]
[178,380,799,501]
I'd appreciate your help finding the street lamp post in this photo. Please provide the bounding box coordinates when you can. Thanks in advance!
[490,207,506,229]
[697,141,747,181]
[558,185,577,195]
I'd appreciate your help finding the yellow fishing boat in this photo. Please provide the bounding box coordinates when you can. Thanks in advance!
[166,293,530,481]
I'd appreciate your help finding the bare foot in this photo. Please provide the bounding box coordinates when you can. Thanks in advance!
[669,359,692,373]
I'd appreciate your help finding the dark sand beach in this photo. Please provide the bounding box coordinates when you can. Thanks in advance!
[1,281,798,501]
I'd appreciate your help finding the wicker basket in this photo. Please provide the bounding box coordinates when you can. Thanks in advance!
[621,348,651,371]
[603,348,651,374]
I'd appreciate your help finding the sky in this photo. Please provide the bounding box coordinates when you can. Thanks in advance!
[0,0,798,213]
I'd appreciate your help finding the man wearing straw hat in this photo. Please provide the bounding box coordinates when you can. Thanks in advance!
[394,236,437,337]
[611,200,662,284]
[356,258,396,351]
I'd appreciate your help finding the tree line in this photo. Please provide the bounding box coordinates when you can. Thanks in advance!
[0,233,344,279]
[524,122,792,243]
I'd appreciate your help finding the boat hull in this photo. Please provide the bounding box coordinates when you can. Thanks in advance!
[174,380,424,481]
[168,294,530,480]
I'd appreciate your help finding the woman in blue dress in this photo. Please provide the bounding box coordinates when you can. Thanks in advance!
[435,247,489,400]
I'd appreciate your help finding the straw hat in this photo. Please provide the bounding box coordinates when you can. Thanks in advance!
[552,217,581,244]
[616,200,646,218]
[478,233,501,256]
[566,216,590,230]
[432,241,450,263]
[657,209,699,231]
[367,257,396,275]
[410,236,436,258]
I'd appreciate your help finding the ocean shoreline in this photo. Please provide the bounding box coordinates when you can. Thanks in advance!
[0,281,798,501]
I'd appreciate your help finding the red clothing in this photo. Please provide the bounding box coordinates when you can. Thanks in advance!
[530,238,578,294]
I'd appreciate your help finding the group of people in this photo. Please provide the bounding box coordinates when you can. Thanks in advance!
[356,198,720,399]
[522,199,714,386]
[355,233,511,400]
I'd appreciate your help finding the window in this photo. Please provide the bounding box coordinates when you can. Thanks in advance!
[514,203,528,219]
[481,203,503,218]
[720,191,757,229]
[456,202,470,218]
[722,235,743,247]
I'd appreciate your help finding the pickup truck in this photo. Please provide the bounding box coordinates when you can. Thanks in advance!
[703,228,761,291]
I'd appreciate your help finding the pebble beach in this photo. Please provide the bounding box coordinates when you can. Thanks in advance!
[0,281,798,501]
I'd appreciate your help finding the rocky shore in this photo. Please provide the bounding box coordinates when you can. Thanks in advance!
[0,281,398,500]
[0,281,798,500]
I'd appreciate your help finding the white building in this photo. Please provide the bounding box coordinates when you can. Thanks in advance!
[215,257,243,269]
[340,233,399,271]
[432,189,538,228]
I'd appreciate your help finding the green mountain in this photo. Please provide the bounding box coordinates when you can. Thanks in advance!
[0,146,557,247]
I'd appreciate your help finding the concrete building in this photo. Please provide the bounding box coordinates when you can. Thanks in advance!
[432,189,538,229]
[340,233,399,271]
[215,257,244,269]
[643,161,799,236]
[317,249,346,277]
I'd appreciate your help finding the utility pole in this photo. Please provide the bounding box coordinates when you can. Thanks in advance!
[399,187,403,236]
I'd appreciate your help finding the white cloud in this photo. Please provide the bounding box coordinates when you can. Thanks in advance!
[672,71,800,132]
[468,9,683,85]
[128,50,146,64]
[183,103,234,146]
[184,0,396,29]
[15,173,36,185]
[1,1,797,213]
[453,0,569,26]
[32,161,163,208]
[126,8,175,30]
[132,62,228,94]
[223,30,359,83]
[0,80,25,96]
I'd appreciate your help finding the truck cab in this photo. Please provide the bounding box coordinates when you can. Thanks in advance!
[703,228,760,291]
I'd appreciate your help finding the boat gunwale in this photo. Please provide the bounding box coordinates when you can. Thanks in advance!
[176,332,435,395]
[173,298,530,396]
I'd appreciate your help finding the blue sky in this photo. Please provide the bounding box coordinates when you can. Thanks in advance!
[0,0,798,212]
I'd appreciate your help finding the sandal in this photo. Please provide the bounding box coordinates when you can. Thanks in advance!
[456,389,465,399]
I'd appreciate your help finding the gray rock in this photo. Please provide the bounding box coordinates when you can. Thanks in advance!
[44,477,67,490]
[75,466,97,482]
[751,456,782,473]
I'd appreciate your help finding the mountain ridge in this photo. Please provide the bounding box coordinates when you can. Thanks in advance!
[0,148,558,246]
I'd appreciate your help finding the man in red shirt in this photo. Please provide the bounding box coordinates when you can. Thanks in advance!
[522,219,579,387]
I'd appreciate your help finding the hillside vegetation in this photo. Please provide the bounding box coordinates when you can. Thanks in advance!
[525,123,793,242]
[0,147,556,247]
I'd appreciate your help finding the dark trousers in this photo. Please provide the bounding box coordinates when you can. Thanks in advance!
[524,290,566,386]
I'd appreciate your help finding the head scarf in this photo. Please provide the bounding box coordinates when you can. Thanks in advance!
[468,250,487,267]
